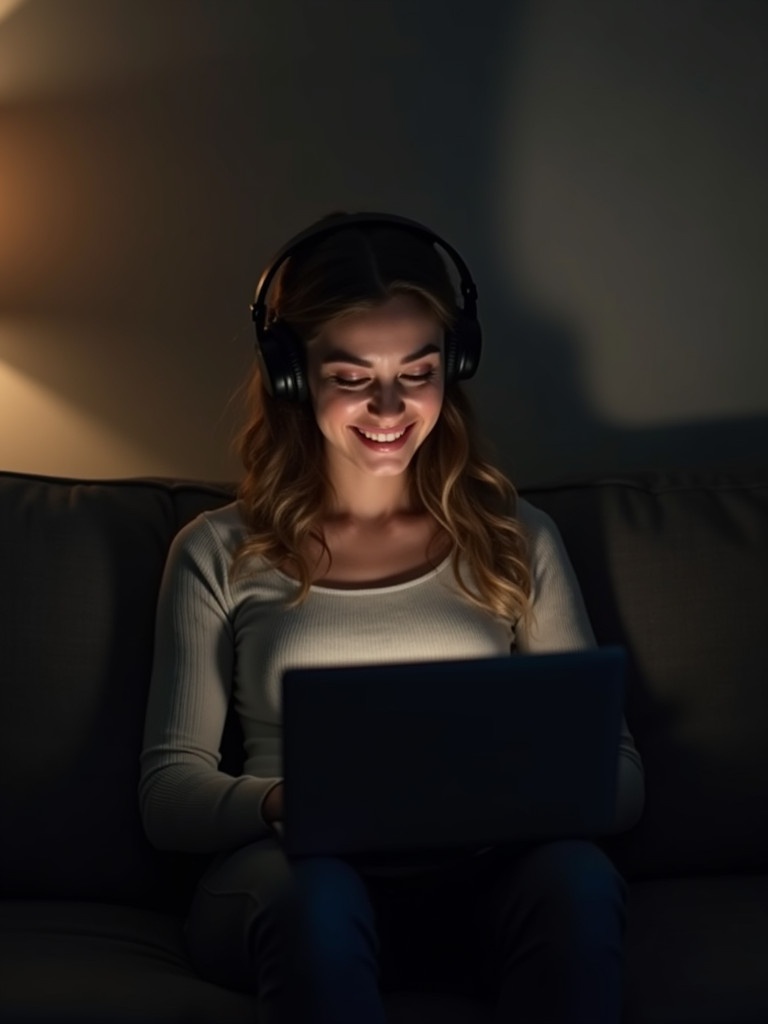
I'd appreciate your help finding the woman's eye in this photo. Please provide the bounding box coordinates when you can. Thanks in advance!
[328,375,369,390]
[401,370,436,385]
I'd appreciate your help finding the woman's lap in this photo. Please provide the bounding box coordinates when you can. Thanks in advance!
[183,836,627,1017]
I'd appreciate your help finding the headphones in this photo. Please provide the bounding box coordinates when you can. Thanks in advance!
[250,211,482,402]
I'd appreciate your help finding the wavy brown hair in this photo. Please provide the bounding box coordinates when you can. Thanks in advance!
[232,213,532,625]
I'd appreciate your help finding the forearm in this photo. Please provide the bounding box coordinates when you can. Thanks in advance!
[139,761,282,852]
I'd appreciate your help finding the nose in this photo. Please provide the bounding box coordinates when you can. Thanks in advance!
[367,380,406,419]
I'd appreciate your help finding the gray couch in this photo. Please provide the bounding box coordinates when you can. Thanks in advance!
[1,466,767,1024]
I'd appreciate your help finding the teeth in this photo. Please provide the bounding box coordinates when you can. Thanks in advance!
[358,428,406,442]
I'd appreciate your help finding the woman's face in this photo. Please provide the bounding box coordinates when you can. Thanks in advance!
[306,295,445,481]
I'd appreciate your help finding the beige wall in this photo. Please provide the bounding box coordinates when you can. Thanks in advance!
[1,0,766,487]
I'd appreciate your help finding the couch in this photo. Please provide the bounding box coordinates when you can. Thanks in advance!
[1,465,767,1024]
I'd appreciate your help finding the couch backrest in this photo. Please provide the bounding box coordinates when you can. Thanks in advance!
[526,469,768,879]
[0,472,234,907]
[1,467,767,903]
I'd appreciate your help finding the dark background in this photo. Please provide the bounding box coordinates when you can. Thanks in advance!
[0,0,765,487]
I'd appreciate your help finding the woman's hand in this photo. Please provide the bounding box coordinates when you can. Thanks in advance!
[262,782,284,823]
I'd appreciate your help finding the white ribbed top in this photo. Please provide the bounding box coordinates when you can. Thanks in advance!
[139,499,644,855]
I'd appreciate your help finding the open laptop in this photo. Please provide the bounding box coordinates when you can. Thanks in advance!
[281,646,626,858]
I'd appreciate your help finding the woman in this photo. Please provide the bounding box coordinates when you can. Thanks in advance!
[139,211,645,1024]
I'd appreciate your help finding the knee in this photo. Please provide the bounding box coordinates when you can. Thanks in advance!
[503,840,627,937]
[183,839,298,980]
[183,844,376,991]
[529,840,626,903]
[292,855,369,898]
[291,856,377,944]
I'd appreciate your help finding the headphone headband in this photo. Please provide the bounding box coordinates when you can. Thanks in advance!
[252,211,477,335]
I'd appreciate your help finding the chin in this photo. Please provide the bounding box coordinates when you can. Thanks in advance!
[358,457,412,476]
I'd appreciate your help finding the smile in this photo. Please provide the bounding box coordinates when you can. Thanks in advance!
[351,424,415,450]
[357,427,407,442]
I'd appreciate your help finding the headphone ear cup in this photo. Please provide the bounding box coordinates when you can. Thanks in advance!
[256,321,308,402]
[445,312,482,383]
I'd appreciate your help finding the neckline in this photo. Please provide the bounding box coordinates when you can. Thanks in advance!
[273,551,454,595]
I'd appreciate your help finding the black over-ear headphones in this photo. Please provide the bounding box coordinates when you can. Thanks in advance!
[250,211,481,402]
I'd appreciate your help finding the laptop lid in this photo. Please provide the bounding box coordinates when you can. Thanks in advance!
[282,647,626,858]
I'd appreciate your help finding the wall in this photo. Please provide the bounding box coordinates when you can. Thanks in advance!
[0,0,765,487]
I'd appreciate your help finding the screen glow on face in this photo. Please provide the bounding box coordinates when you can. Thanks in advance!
[307,297,445,479]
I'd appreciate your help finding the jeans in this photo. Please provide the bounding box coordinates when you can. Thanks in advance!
[183,837,627,1024]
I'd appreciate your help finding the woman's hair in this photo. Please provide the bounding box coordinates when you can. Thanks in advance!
[232,212,532,625]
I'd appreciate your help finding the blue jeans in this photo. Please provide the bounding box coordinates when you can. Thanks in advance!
[184,838,627,1024]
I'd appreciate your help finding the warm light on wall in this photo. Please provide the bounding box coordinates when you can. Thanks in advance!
[0,332,150,478]
[0,0,26,22]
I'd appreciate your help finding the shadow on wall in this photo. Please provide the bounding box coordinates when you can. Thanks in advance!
[464,0,768,488]
[473,293,768,489]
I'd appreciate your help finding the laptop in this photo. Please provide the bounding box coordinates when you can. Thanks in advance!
[281,646,626,858]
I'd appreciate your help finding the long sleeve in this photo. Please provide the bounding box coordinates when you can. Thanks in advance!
[138,516,281,853]
[515,500,645,833]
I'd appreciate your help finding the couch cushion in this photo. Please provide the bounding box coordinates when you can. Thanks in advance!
[0,900,256,1024]
[525,469,768,879]
[0,472,234,905]
[623,874,768,1024]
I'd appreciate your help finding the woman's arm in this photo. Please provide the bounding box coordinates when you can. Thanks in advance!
[515,500,645,833]
[138,514,282,852]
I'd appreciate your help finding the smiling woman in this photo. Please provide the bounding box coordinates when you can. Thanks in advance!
[139,210,644,1024]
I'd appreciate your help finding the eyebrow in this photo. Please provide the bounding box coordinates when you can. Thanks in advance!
[320,342,441,368]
